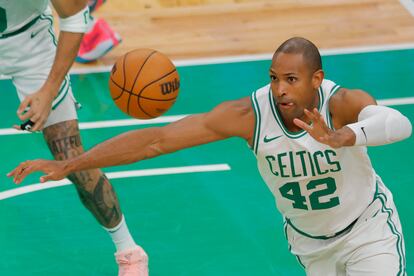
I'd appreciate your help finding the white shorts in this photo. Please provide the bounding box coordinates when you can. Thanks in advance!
[0,8,77,128]
[284,178,406,276]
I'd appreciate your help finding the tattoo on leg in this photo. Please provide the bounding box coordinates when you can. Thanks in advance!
[69,173,121,227]
[46,135,81,159]
[43,120,122,228]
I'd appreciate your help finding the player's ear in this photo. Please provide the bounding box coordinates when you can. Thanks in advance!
[312,69,324,89]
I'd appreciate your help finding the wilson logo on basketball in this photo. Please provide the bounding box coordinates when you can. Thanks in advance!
[160,78,180,95]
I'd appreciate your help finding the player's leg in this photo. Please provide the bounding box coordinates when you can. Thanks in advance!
[42,116,149,276]
[284,222,347,276]
[10,10,148,275]
[345,182,406,276]
[42,119,121,228]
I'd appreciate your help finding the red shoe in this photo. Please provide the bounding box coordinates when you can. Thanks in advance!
[115,246,149,276]
[76,18,121,63]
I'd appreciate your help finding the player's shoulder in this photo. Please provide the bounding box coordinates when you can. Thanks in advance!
[211,96,253,118]
[327,83,376,126]
[328,87,374,109]
[204,96,255,141]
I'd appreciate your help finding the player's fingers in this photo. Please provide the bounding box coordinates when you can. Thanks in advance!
[40,173,54,183]
[30,113,41,123]
[6,167,18,177]
[311,108,323,120]
[293,118,312,132]
[304,109,316,121]
[31,118,45,132]
[309,108,325,125]
[19,109,34,121]
[17,98,31,117]
[15,160,42,184]
[11,162,28,184]
[14,166,33,184]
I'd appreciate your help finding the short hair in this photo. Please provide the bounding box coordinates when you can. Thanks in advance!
[274,37,322,72]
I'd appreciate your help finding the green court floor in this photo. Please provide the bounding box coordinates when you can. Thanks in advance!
[0,48,413,275]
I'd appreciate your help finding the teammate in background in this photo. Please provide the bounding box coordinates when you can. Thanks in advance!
[76,0,121,63]
[0,1,147,275]
[9,37,412,275]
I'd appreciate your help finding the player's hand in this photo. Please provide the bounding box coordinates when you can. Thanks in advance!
[14,89,54,132]
[7,159,69,185]
[293,108,355,148]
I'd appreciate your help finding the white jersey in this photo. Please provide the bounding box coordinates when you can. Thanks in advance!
[251,79,377,237]
[0,0,48,34]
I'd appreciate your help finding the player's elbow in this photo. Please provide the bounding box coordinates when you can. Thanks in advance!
[386,111,412,142]
[143,128,171,159]
[145,140,166,159]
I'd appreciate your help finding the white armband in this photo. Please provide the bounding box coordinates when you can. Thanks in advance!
[59,6,91,33]
[346,105,412,146]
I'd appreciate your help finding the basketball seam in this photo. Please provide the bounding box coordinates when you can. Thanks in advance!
[136,94,153,118]
[110,80,177,101]
[111,53,128,101]
[111,77,128,100]
[128,50,158,115]
[122,52,127,97]
[140,95,177,101]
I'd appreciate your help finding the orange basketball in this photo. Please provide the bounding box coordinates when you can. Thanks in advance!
[109,48,180,119]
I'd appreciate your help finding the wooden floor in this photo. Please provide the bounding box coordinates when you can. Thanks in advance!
[75,0,414,67]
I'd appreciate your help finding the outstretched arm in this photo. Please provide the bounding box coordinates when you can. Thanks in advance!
[16,0,89,131]
[293,88,412,148]
[9,97,255,183]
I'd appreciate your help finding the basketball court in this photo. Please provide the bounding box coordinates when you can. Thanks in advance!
[0,43,413,275]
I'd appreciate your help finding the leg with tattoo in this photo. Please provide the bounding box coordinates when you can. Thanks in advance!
[43,119,148,275]
[43,119,121,228]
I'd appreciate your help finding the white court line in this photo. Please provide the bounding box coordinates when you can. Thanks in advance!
[1,97,414,136]
[377,97,414,106]
[69,43,414,74]
[0,164,231,200]
[79,114,188,129]
[0,114,189,136]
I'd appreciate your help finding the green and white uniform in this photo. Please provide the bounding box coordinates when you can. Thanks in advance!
[251,79,406,275]
[0,0,77,127]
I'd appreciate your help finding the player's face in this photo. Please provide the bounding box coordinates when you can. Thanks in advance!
[269,52,323,128]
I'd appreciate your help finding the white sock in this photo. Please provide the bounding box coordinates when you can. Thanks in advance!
[104,215,137,252]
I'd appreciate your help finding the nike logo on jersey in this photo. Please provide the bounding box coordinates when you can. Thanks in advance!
[263,135,282,143]
[361,127,367,140]
[30,29,42,39]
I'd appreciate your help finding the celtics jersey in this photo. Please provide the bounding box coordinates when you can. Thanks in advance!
[251,79,377,237]
[0,0,48,34]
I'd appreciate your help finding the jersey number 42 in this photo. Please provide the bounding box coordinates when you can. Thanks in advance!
[279,177,340,210]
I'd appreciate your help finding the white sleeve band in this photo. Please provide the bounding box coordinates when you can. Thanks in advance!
[59,6,90,33]
[346,105,412,146]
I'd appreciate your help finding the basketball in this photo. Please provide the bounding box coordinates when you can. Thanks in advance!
[109,48,180,119]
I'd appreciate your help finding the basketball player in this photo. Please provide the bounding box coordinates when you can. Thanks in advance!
[0,1,147,275]
[9,37,412,275]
